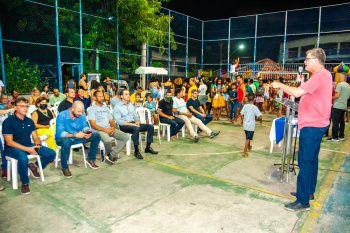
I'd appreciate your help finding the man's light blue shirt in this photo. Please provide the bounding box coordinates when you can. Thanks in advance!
[55,108,90,139]
[113,101,139,126]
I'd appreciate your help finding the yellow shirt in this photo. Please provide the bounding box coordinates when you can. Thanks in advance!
[130,93,145,102]
[188,85,198,99]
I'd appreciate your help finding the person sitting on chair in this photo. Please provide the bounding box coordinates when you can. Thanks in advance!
[55,101,101,178]
[88,91,129,164]
[2,97,56,195]
[113,89,158,159]
[158,91,185,142]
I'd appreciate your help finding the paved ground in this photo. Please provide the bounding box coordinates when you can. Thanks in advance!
[0,113,348,233]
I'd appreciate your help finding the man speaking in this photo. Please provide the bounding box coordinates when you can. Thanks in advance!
[272,48,332,211]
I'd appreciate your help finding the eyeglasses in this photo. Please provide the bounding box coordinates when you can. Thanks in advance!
[305,57,316,61]
[16,105,30,109]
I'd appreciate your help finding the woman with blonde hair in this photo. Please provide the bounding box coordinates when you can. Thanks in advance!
[29,87,41,105]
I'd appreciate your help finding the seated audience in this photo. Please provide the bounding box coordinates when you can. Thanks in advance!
[130,87,145,102]
[2,97,56,195]
[58,88,75,113]
[0,94,14,112]
[158,91,185,142]
[114,89,158,159]
[173,89,219,142]
[133,93,143,111]
[187,90,213,125]
[110,90,122,109]
[144,93,159,125]
[29,87,41,105]
[41,85,49,99]
[49,88,67,106]
[55,101,101,178]
[88,91,129,164]
[31,97,56,151]
[0,108,15,180]
[9,90,19,103]
[74,88,91,112]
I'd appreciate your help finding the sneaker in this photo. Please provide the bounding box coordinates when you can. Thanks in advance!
[194,136,199,143]
[290,192,314,201]
[210,131,220,139]
[104,154,115,165]
[1,169,7,180]
[28,163,40,179]
[327,137,339,142]
[284,201,310,212]
[100,150,105,162]
[339,137,345,141]
[21,184,30,195]
[86,159,99,169]
[62,168,72,178]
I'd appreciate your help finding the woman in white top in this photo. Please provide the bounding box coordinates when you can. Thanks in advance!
[198,79,208,113]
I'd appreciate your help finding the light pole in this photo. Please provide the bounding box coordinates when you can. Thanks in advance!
[230,44,244,57]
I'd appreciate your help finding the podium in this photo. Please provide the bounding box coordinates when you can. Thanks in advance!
[275,97,299,182]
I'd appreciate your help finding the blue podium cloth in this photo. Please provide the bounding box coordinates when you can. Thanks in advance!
[275,117,285,144]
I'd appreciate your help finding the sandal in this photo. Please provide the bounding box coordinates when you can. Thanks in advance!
[0,186,5,191]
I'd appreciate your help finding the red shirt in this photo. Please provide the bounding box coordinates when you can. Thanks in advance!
[238,83,244,101]
[298,69,332,129]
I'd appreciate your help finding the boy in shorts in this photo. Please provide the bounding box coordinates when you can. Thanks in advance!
[240,93,262,157]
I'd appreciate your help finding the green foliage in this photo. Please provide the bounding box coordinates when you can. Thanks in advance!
[4,54,46,94]
[151,62,164,67]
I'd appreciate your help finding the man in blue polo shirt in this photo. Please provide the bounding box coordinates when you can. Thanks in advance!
[74,88,91,112]
[187,89,213,125]
[2,97,56,195]
[55,101,101,178]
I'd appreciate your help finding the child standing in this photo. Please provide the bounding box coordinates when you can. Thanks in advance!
[144,93,159,125]
[240,93,262,157]
[228,83,238,123]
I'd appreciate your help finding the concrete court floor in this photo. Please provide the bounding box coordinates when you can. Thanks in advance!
[0,113,349,233]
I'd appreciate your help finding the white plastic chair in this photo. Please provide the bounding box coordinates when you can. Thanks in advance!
[136,108,161,145]
[50,119,86,168]
[53,101,61,107]
[50,106,58,116]
[26,105,37,118]
[159,122,171,141]
[6,154,45,190]
[180,123,198,138]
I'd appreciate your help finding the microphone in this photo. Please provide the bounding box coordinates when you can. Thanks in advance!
[297,66,304,86]
[298,66,303,75]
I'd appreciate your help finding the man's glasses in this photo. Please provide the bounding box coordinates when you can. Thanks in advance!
[16,105,30,109]
[305,57,316,61]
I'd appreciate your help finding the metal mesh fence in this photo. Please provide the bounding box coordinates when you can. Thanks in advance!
[1,1,350,93]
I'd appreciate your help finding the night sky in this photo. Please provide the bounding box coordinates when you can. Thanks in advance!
[163,0,348,20]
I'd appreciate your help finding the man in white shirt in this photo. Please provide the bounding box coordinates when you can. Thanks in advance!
[173,88,219,142]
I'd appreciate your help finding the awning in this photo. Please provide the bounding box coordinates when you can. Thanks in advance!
[135,67,168,75]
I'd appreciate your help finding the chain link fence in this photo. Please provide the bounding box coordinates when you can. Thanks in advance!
[1,1,350,93]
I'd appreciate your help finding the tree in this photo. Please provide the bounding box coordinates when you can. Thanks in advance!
[0,0,176,79]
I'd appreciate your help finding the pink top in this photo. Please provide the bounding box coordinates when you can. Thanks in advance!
[298,69,332,129]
